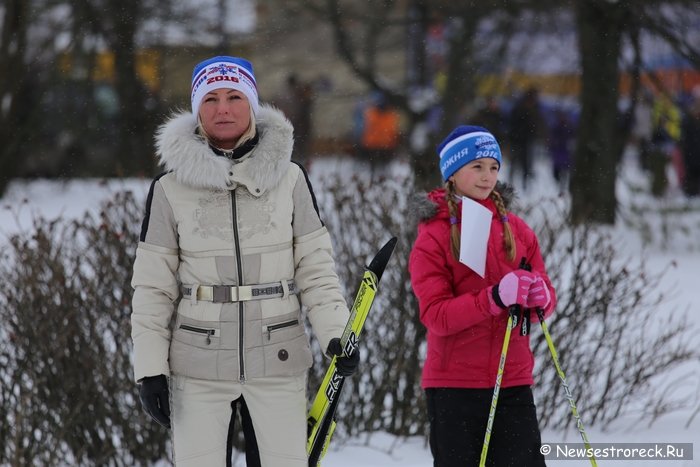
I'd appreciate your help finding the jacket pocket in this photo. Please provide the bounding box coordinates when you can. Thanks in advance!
[259,317,312,377]
[262,333,313,377]
[178,324,220,345]
[264,319,299,341]
[170,315,234,380]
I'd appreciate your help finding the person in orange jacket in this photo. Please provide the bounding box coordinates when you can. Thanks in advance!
[359,92,400,176]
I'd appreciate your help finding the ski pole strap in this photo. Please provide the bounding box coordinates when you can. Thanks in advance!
[181,280,297,303]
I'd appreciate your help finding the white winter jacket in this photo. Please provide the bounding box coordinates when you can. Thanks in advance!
[131,105,349,382]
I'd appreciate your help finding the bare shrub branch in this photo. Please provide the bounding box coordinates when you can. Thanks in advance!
[0,191,169,465]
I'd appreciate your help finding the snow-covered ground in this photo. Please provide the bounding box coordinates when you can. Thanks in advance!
[1,152,698,466]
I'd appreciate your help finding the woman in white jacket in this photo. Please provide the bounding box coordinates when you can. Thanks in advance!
[131,56,357,467]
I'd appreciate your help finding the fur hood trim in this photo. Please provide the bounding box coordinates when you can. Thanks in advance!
[155,104,294,193]
[410,181,518,223]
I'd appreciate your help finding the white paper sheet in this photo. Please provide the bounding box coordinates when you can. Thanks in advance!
[458,196,492,278]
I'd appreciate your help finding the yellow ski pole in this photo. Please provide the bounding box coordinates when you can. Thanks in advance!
[535,307,597,467]
[479,305,520,467]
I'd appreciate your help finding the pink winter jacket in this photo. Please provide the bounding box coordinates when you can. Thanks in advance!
[408,188,556,389]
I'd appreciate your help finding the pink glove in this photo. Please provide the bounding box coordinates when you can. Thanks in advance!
[526,277,551,309]
[488,270,537,316]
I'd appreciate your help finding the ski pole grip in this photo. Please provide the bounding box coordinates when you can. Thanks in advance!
[520,311,530,335]
[517,257,531,333]
[508,304,520,328]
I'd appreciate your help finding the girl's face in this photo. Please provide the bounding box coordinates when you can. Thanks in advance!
[450,158,500,200]
[198,88,251,149]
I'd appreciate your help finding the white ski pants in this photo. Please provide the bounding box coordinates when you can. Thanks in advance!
[170,373,308,466]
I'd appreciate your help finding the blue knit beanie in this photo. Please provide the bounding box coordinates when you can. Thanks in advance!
[437,125,502,181]
[191,56,259,117]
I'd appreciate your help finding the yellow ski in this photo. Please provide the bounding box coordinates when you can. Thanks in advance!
[306,237,397,466]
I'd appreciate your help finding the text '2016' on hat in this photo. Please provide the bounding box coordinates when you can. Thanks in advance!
[191,56,259,117]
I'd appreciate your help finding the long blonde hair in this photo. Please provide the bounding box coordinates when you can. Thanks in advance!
[445,180,516,262]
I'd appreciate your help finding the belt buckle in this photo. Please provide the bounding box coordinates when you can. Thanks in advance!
[234,285,252,301]
[211,285,229,303]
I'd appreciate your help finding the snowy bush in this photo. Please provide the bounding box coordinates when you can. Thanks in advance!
[0,192,169,466]
[311,172,427,438]
[525,199,697,430]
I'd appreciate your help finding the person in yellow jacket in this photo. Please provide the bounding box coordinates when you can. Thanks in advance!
[650,93,683,195]
[130,56,358,467]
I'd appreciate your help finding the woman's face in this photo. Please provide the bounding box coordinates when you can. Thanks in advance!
[450,158,500,200]
[198,88,251,149]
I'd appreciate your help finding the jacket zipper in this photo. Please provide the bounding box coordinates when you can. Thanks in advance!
[266,319,299,340]
[231,189,246,383]
[179,324,216,345]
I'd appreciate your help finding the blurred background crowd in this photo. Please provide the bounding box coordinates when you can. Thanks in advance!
[2,1,700,210]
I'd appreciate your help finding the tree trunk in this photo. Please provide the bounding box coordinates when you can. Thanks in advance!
[411,12,480,193]
[570,1,625,224]
[0,0,28,196]
[410,147,442,191]
[405,0,440,191]
[111,1,156,176]
[440,13,478,137]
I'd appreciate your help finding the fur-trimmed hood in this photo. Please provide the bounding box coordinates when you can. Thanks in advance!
[155,104,294,194]
[409,181,517,224]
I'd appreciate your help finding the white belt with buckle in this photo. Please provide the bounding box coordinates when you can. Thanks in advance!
[181,280,297,303]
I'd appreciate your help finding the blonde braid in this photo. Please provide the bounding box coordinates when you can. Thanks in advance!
[490,190,516,262]
[445,180,461,260]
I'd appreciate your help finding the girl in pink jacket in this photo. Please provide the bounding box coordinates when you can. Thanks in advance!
[409,125,555,466]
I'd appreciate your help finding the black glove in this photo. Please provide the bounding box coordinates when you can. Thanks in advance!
[326,337,360,377]
[138,374,171,429]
